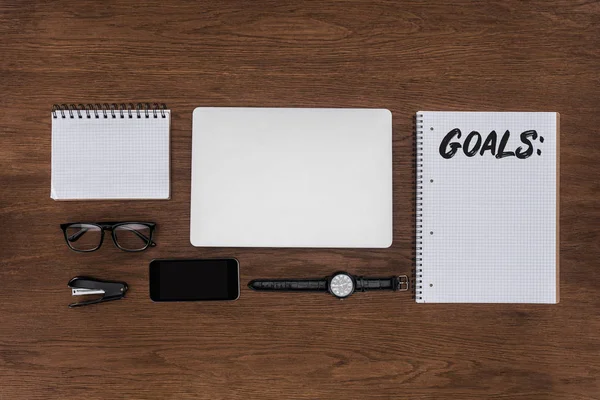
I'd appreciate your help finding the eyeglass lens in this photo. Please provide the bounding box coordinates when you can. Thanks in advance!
[65,224,102,251]
[113,223,152,251]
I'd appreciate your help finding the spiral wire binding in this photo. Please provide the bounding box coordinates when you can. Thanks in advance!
[52,103,168,119]
[416,113,424,301]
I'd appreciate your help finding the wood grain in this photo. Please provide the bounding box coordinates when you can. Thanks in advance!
[1,0,599,399]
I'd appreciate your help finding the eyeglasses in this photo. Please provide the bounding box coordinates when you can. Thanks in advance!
[61,222,156,252]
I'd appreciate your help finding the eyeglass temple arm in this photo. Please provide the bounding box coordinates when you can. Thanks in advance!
[68,227,156,247]
[67,227,89,242]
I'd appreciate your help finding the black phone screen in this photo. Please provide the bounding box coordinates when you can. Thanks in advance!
[149,259,239,301]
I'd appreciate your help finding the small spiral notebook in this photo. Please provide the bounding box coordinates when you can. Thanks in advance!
[51,103,171,200]
[416,112,559,303]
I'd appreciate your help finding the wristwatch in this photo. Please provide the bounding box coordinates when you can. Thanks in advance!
[248,271,409,299]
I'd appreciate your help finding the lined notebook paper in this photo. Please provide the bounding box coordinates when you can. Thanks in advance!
[51,104,170,200]
[416,112,559,303]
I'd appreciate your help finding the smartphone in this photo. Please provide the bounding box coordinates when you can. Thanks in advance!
[149,258,240,301]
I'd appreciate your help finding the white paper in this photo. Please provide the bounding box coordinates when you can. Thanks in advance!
[417,112,558,303]
[51,111,170,200]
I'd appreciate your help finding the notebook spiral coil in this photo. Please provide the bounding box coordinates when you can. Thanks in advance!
[415,113,424,300]
[52,103,168,119]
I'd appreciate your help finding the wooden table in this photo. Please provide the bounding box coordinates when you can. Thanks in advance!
[1,1,599,399]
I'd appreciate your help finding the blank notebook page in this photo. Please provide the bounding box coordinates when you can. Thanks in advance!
[417,112,559,303]
[51,111,170,200]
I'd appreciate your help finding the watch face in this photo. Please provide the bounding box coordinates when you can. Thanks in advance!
[329,273,354,298]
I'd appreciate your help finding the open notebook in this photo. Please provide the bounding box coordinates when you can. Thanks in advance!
[416,112,559,303]
[51,104,170,200]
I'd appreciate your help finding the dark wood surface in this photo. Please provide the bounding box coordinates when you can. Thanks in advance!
[1,1,599,399]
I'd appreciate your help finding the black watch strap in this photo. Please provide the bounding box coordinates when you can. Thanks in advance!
[248,279,328,291]
[355,276,409,292]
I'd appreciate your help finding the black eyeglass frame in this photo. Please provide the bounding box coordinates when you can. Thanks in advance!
[60,222,156,252]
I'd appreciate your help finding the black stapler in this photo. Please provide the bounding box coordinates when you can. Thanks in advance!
[68,277,128,308]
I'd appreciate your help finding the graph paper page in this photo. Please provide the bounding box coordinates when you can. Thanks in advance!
[417,112,558,303]
[51,111,170,200]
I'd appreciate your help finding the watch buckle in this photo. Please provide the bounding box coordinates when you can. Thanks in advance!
[397,275,409,291]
